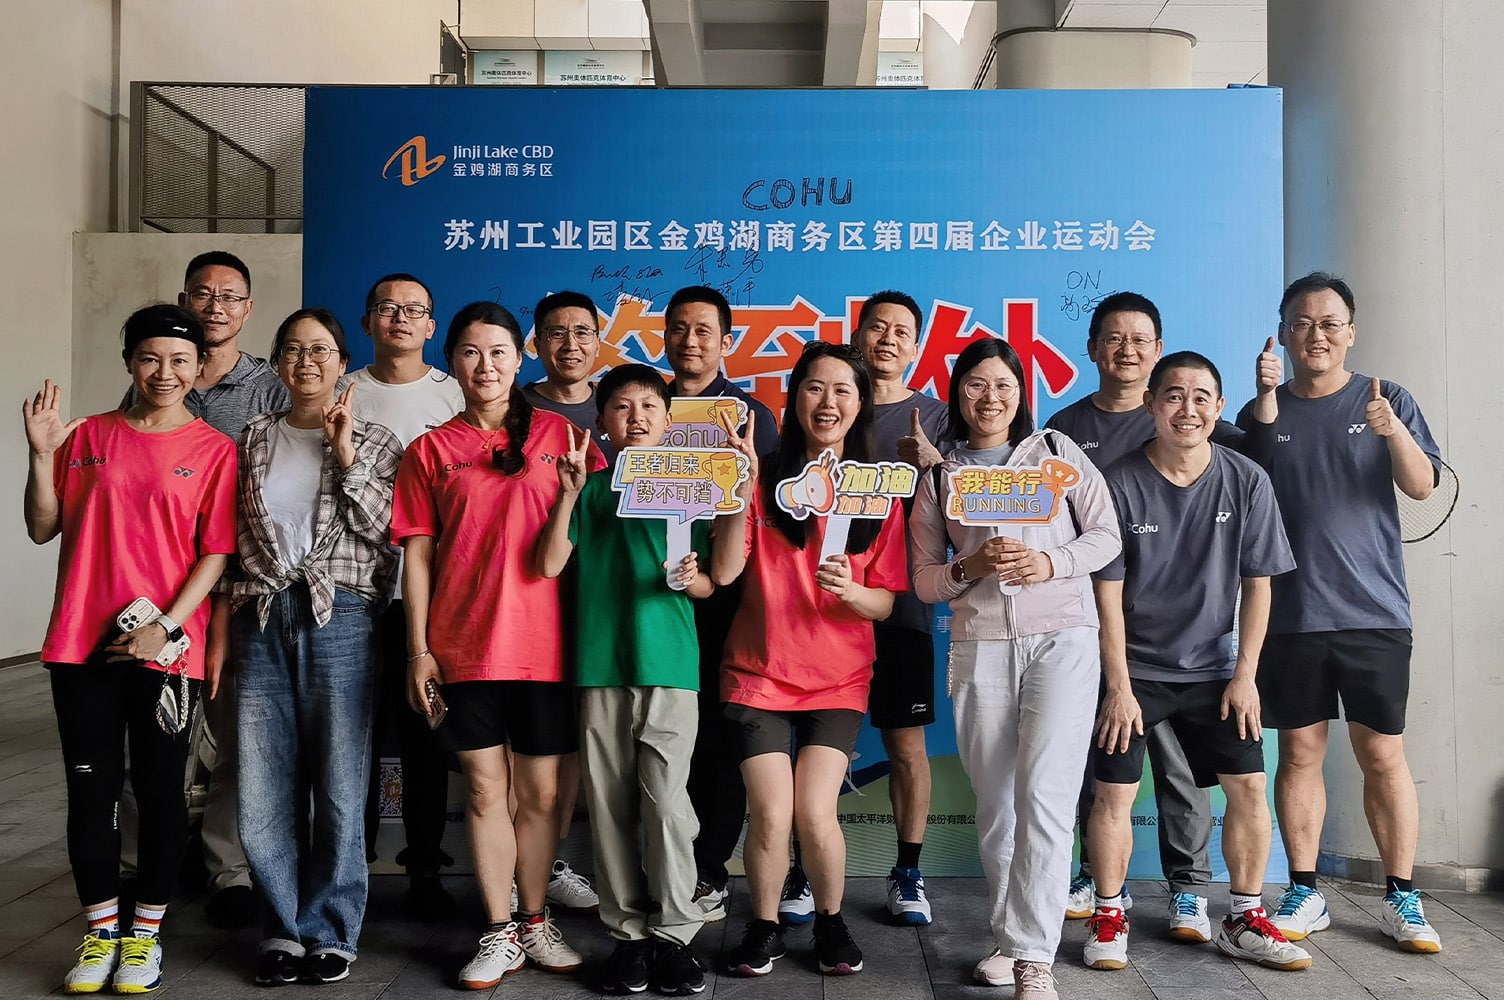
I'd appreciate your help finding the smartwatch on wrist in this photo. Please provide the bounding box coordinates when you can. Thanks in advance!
[155,614,185,644]
[951,559,969,585]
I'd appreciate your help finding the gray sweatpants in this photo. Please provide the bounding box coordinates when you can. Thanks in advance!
[579,687,703,946]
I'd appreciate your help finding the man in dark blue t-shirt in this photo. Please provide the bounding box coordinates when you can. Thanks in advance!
[1236,272,1443,953]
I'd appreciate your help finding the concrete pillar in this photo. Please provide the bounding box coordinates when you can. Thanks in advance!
[993,28,1192,89]
[1270,0,1504,890]
[919,1,997,90]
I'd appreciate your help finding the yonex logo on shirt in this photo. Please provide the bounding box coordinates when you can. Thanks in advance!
[172,466,195,478]
[1348,423,1367,434]
[1129,523,1159,534]
[1216,511,1232,523]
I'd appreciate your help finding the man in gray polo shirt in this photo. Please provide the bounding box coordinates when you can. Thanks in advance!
[522,289,615,461]
[1236,272,1443,953]
[1083,352,1307,974]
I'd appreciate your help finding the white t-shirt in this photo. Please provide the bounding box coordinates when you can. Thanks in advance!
[263,419,326,571]
[347,365,465,448]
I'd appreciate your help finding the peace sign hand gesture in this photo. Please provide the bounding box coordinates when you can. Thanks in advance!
[323,382,358,468]
[22,380,84,457]
[719,408,758,500]
[556,423,591,494]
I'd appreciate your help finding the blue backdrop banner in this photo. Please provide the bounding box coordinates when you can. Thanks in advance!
[305,85,1285,879]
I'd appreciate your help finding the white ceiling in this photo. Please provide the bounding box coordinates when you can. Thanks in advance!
[1057,0,1267,87]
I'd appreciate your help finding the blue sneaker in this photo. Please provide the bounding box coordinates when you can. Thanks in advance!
[1271,885,1330,941]
[1379,890,1441,953]
[885,867,933,926]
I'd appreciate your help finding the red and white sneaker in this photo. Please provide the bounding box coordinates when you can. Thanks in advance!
[1083,907,1129,971]
[1214,908,1312,971]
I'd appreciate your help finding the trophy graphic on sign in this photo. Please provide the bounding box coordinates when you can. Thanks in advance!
[709,450,746,512]
[612,447,752,590]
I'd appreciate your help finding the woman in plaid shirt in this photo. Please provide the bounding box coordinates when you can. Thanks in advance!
[226,308,403,986]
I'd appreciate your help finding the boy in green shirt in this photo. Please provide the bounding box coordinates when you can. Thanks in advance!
[536,364,715,995]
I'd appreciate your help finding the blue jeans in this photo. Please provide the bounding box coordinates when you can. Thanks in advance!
[236,586,376,960]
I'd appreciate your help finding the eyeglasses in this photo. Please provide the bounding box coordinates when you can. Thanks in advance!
[186,290,249,307]
[277,344,338,364]
[540,325,599,345]
[960,378,1020,401]
[370,301,432,320]
[1098,334,1157,349]
[1281,319,1350,337]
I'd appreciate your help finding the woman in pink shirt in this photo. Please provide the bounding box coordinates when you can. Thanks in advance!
[711,342,908,980]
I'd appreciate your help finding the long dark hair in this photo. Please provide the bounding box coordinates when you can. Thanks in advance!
[761,342,881,554]
[443,301,533,475]
[947,337,1034,447]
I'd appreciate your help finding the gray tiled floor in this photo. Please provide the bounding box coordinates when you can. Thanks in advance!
[2,661,1500,999]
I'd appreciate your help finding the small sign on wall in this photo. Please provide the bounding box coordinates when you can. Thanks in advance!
[543,50,642,86]
[471,50,540,86]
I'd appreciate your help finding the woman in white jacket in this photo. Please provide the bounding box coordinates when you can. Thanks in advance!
[911,337,1121,1000]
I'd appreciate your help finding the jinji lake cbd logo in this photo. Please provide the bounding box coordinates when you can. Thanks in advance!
[382,136,446,187]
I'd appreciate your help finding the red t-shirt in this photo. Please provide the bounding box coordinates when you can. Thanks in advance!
[41,411,238,679]
[721,488,909,712]
[391,409,605,684]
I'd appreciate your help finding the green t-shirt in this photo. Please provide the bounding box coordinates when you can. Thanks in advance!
[568,471,709,689]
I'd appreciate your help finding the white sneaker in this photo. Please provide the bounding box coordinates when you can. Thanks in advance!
[62,933,119,994]
[1065,873,1095,919]
[691,879,729,923]
[777,865,814,925]
[885,867,933,925]
[1270,885,1330,941]
[546,860,600,911]
[516,910,583,972]
[110,936,162,994]
[1379,890,1442,953]
[1014,960,1061,999]
[1168,892,1212,943]
[972,950,1013,987]
[458,926,526,990]
[1214,909,1312,970]
[1083,907,1130,971]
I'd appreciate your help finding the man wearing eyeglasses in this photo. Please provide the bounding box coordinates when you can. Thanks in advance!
[523,290,615,460]
[1236,272,1443,954]
[1046,292,1240,944]
[115,251,288,929]
[346,272,466,919]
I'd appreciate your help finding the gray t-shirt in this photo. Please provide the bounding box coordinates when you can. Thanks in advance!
[1235,372,1441,634]
[1097,445,1295,682]
[122,351,289,439]
[1046,395,1245,470]
[873,393,950,633]
[523,381,616,463]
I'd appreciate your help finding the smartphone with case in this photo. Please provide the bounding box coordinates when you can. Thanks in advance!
[115,597,192,667]
[424,678,448,730]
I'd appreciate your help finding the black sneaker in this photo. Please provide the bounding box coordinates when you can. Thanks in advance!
[726,919,785,977]
[303,952,351,984]
[813,911,863,975]
[601,938,652,995]
[253,949,300,987]
[650,940,706,995]
[404,871,458,920]
[205,884,257,929]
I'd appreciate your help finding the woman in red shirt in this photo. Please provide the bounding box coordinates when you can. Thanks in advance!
[711,342,908,980]
[391,302,602,989]
[23,304,237,995]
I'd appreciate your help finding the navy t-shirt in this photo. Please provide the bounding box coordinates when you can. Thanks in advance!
[1097,445,1295,682]
[872,392,949,634]
[1046,395,1244,470]
[1235,373,1441,634]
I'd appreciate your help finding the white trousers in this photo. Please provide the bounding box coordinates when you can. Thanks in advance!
[952,629,1099,964]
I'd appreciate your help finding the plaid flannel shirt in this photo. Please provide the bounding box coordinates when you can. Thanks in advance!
[230,411,404,629]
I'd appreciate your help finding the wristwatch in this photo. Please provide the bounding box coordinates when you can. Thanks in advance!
[154,613,185,643]
[951,559,969,585]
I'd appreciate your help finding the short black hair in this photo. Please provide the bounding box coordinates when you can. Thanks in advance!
[535,290,600,331]
[1088,291,1162,342]
[1279,271,1356,321]
[272,308,351,364]
[184,251,251,291]
[857,290,923,333]
[1148,350,1223,397]
[121,303,206,362]
[595,363,671,415]
[364,272,434,314]
[665,286,733,340]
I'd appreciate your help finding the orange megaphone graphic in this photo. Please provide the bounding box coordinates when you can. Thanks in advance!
[776,450,840,520]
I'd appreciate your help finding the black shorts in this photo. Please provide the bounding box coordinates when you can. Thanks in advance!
[1093,677,1265,788]
[437,680,578,757]
[869,622,936,729]
[1257,629,1411,735]
[723,704,863,762]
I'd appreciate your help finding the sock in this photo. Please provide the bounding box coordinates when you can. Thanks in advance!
[1290,870,1317,890]
[1230,892,1262,915]
[86,902,120,939]
[1094,891,1124,912]
[487,918,513,932]
[896,840,922,870]
[132,903,166,939]
[518,910,544,924]
[1386,875,1414,895]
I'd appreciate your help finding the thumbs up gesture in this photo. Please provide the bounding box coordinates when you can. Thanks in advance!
[1365,377,1398,436]
[898,406,943,470]
[1256,337,1282,396]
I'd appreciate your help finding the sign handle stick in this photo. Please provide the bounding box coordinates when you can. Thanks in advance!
[819,514,852,564]
[998,525,1025,596]
[665,519,693,591]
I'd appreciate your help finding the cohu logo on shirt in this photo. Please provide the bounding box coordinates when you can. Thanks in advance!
[439,461,474,475]
[67,455,107,469]
[1129,522,1159,534]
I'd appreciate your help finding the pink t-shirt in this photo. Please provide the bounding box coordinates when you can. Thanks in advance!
[721,488,909,712]
[391,410,604,684]
[41,411,238,679]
